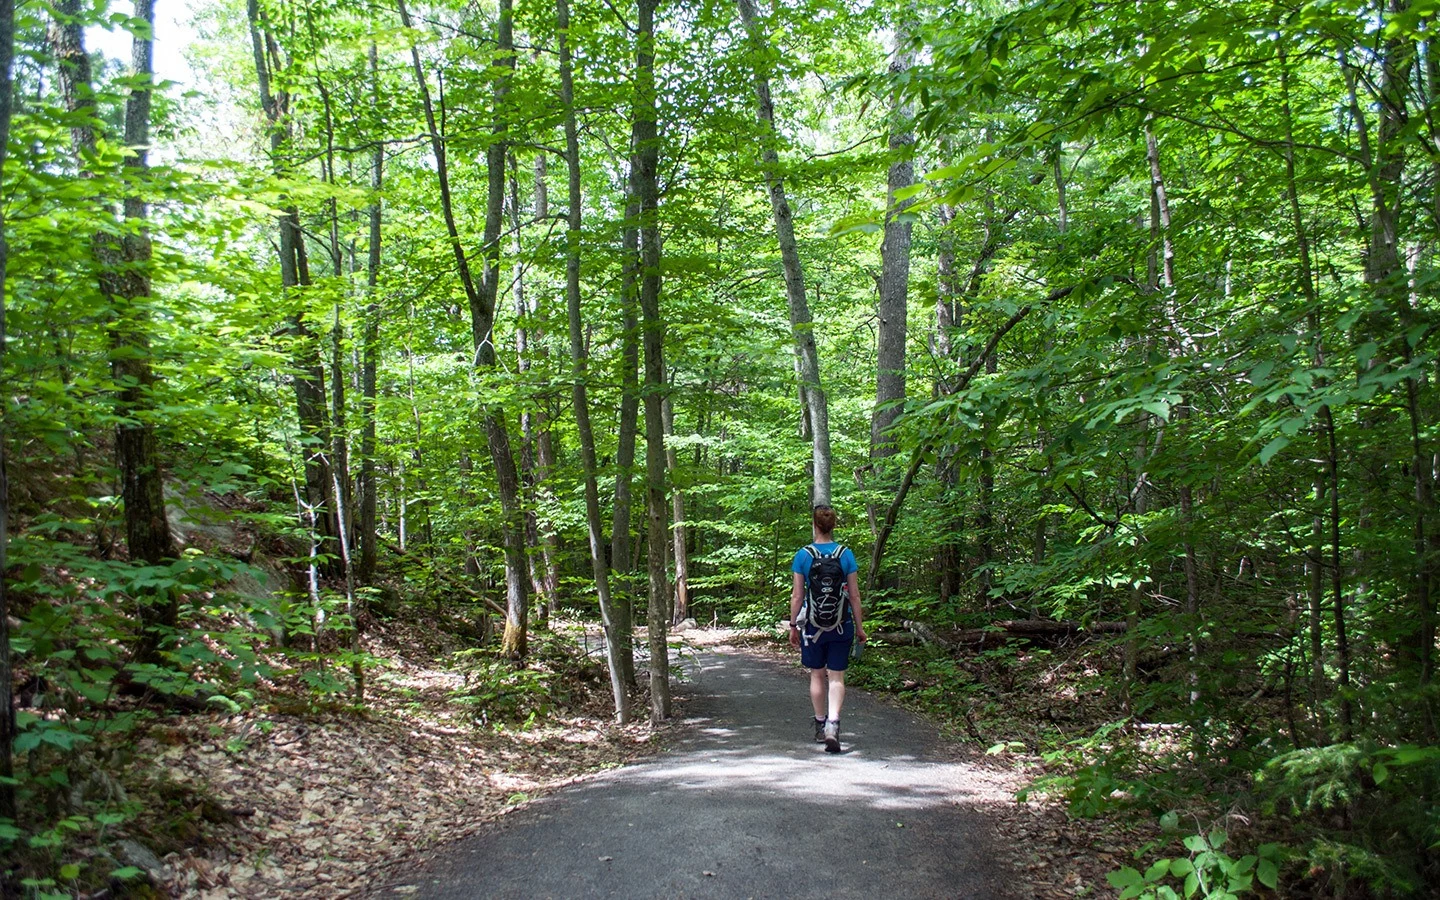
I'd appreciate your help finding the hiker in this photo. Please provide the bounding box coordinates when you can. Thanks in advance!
[789,503,865,753]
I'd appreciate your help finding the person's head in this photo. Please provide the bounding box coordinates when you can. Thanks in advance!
[813,504,837,537]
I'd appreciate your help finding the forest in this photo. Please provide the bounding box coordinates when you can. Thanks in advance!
[1,0,1438,896]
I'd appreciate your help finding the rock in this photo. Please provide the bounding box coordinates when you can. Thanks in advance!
[117,838,165,875]
[673,618,699,632]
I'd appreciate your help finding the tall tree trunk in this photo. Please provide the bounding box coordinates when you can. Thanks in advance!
[399,0,529,658]
[872,19,914,461]
[0,0,17,822]
[735,0,832,506]
[933,204,963,602]
[54,0,177,654]
[1146,117,1202,704]
[635,0,670,722]
[247,0,339,578]
[558,0,629,722]
[485,0,529,660]
[510,153,547,618]
[1279,42,1329,735]
[526,154,562,625]
[611,195,641,689]
[358,42,382,583]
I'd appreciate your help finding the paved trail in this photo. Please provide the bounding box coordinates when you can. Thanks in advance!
[383,648,1016,899]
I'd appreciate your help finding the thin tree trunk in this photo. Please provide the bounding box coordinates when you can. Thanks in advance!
[934,204,963,602]
[635,0,670,722]
[248,0,339,578]
[1146,117,1201,703]
[611,155,642,690]
[663,392,689,624]
[868,299,1062,590]
[484,0,529,659]
[558,0,629,722]
[399,0,529,658]
[510,153,546,616]
[0,0,17,822]
[528,153,561,624]
[735,0,831,506]
[1279,42,1329,735]
[358,42,382,583]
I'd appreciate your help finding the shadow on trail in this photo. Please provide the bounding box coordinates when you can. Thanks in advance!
[382,649,1016,900]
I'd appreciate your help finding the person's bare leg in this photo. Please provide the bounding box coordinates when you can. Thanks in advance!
[826,668,846,721]
[809,668,827,718]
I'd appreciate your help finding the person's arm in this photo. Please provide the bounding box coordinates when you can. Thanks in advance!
[847,572,866,642]
[789,571,805,648]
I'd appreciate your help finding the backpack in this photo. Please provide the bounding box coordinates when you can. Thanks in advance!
[802,544,849,635]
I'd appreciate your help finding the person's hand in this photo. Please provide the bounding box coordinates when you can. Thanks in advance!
[788,626,800,649]
[856,625,868,643]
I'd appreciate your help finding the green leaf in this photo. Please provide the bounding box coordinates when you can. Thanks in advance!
[109,866,144,880]
[59,864,80,880]
[1208,829,1228,850]
[1169,858,1194,877]
[1145,859,1171,882]
[1107,867,1143,889]
[1372,761,1389,784]
[1256,859,1279,889]
[1257,436,1290,465]
[1355,341,1378,368]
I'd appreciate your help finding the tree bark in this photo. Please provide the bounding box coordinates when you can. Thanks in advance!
[611,195,641,690]
[484,0,529,660]
[54,0,177,653]
[1145,118,1201,703]
[247,0,340,578]
[735,0,832,506]
[558,0,630,722]
[1279,42,1329,735]
[0,0,16,822]
[635,0,670,722]
[873,19,914,461]
[358,42,382,583]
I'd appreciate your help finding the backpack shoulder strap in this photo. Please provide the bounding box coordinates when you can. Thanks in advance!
[804,544,820,560]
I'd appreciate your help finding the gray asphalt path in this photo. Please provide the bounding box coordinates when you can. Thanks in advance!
[382,648,1014,899]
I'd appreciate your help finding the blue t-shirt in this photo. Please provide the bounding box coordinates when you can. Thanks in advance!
[793,543,858,637]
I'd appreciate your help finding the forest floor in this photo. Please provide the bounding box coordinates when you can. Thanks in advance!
[109,613,671,899]
[98,619,1146,899]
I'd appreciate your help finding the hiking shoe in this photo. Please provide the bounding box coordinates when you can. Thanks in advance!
[813,717,826,743]
[824,720,840,753]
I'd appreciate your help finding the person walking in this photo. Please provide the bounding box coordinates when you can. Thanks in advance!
[789,504,865,753]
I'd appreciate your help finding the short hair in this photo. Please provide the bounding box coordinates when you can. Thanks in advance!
[813,505,837,534]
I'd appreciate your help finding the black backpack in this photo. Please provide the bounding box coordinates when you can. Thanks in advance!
[802,544,849,634]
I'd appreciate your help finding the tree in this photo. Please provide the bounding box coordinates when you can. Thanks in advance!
[735,0,832,507]
[557,0,629,722]
[635,0,670,722]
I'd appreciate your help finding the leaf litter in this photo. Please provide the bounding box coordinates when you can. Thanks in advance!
[124,615,668,899]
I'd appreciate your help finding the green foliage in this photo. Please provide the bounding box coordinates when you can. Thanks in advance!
[1108,827,1286,900]
[1256,743,1440,895]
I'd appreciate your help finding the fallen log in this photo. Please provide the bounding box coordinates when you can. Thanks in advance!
[871,619,1128,652]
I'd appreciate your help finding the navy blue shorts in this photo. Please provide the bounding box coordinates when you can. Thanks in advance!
[800,622,854,671]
